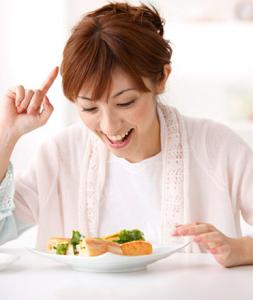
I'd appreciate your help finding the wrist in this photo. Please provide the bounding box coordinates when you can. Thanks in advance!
[235,236,253,266]
[0,129,19,148]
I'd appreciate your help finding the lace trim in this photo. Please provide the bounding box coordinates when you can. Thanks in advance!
[86,142,99,236]
[0,162,15,212]
[158,104,184,245]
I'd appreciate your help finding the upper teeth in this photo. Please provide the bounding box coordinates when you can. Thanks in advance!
[107,129,132,142]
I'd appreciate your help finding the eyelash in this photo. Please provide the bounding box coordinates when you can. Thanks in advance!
[81,107,97,112]
[117,99,136,107]
[81,99,136,112]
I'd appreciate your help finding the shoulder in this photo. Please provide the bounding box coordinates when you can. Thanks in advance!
[38,122,89,160]
[182,115,253,185]
[182,115,249,151]
[51,122,88,146]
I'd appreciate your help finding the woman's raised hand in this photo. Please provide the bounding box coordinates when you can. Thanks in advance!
[0,67,59,140]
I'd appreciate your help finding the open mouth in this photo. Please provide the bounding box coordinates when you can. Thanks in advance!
[106,128,134,146]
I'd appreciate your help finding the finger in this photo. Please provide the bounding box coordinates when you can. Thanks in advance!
[209,244,230,255]
[174,222,203,231]
[173,223,216,236]
[185,224,216,235]
[17,89,34,113]
[27,89,45,114]
[193,232,223,244]
[8,85,25,106]
[38,96,54,125]
[40,66,59,94]
[174,224,183,229]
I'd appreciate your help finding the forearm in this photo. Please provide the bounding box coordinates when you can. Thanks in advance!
[238,236,253,266]
[0,129,18,182]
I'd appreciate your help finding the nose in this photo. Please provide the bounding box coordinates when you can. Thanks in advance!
[99,109,122,135]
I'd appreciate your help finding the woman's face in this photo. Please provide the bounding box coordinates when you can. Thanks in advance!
[76,68,161,162]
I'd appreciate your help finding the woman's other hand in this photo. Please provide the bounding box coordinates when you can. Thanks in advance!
[172,222,253,267]
[0,66,59,140]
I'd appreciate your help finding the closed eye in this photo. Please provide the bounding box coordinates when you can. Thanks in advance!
[81,107,97,112]
[117,100,136,107]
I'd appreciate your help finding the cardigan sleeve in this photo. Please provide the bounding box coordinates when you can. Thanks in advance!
[0,162,15,214]
[204,121,253,225]
[0,137,59,245]
[226,135,253,225]
[0,162,24,245]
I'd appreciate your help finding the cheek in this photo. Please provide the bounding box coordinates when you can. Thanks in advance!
[79,113,98,131]
[129,100,156,127]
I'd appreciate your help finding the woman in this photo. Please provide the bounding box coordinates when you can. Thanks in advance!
[0,2,253,268]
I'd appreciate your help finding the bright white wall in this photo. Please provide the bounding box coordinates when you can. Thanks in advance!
[0,0,78,170]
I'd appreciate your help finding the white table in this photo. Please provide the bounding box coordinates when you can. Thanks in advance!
[0,248,253,300]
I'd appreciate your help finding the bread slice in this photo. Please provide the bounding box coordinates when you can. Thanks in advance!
[120,240,152,256]
[102,232,153,256]
[84,237,123,256]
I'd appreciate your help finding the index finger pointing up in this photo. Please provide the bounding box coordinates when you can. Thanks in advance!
[40,66,59,94]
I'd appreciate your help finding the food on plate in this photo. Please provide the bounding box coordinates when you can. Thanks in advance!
[102,229,152,255]
[47,229,152,256]
[47,237,70,255]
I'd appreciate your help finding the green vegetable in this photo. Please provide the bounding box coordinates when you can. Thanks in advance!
[114,229,145,244]
[70,230,82,255]
[70,230,82,246]
[54,243,68,255]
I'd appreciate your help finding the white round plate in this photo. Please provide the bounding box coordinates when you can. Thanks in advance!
[0,253,19,271]
[27,238,191,273]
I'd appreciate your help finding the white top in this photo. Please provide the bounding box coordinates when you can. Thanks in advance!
[99,152,162,244]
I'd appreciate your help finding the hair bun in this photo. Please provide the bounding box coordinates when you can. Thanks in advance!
[134,4,164,36]
[88,3,165,36]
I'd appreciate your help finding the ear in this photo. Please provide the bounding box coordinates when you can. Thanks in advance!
[156,64,171,94]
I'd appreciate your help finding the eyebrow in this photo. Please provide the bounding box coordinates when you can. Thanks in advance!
[77,88,137,100]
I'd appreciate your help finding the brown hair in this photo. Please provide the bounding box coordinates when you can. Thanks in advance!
[61,2,173,102]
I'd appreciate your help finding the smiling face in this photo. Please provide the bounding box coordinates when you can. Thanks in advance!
[76,68,162,163]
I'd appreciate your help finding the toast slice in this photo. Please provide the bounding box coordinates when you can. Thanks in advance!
[102,231,153,256]
[120,240,152,256]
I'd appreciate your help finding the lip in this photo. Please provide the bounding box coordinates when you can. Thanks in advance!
[103,129,134,149]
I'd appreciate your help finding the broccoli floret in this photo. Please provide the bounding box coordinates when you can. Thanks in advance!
[114,229,145,244]
[54,243,68,255]
[70,230,82,246]
[70,230,83,255]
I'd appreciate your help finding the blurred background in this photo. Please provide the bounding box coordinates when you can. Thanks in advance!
[1,0,253,246]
